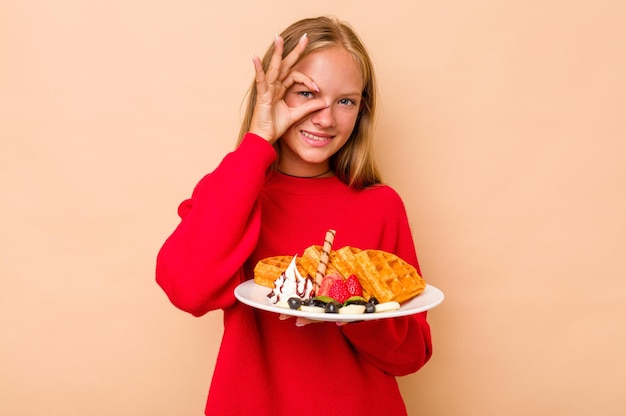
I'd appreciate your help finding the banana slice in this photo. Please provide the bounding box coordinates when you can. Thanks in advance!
[300,305,325,314]
[339,304,366,314]
[375,301,401,313]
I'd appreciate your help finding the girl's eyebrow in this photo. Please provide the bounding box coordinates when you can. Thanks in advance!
[340,91,363,99]
[323,89,362,97]
[293,84,362,98]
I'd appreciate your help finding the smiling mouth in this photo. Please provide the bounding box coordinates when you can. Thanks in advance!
[302,131,332,141]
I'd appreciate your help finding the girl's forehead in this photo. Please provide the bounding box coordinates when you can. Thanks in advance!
[295,47,364,93]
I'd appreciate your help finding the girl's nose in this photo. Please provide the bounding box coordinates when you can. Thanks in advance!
[310,104,335,128]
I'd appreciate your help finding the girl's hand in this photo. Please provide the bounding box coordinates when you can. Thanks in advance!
[279,314,348,327]
[249,34,327,143]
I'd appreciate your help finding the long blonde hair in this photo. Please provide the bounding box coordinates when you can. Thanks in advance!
[238,16,381,189]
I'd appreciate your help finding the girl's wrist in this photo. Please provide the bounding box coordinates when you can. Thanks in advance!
[248,128,276,143]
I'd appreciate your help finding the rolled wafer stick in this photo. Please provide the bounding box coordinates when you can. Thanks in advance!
[314,229,336,292]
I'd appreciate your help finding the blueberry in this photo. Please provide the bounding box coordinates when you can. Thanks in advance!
[368,297,379,305]
[287,297,302,310]
[364,303,376,314]
[325,302,340,314]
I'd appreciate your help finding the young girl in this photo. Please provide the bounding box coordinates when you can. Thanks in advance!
[156,16,432,416]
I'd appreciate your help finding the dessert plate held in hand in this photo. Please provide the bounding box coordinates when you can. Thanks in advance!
[234,280,445,322]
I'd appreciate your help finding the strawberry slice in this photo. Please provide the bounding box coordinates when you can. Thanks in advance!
[345,274,363,297]
[318,273,343,297]
[327,280,351,303]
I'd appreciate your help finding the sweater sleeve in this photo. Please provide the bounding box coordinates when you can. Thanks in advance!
[156,133,277,317]
[341,313,432,376]
[340,187,433,376]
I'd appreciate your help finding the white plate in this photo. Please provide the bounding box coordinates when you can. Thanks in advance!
[234,280,445,322]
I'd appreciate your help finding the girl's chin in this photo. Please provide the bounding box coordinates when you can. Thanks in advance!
[290,148,333,164]
[297,155,332,166]
[278,140,337,165]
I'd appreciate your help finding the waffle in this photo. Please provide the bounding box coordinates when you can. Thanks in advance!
[254,245,425,304]
[352,249,425,304]
[329,246,362,277]
[301,245,339,278]
[253,255,298,288]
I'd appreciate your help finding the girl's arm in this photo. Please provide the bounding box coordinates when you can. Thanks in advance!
[341,189,433,375]
[156,134,276,317]
[341,313,432,376]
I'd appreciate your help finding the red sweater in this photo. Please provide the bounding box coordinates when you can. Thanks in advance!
[156,133,432,416]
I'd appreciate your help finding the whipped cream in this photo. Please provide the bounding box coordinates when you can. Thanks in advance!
[267,255,314,306]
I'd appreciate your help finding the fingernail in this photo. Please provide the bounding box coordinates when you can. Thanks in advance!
[300,33,307,42]
[312,81,320,92]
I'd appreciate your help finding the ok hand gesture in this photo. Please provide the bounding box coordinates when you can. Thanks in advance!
[249,34,327,143]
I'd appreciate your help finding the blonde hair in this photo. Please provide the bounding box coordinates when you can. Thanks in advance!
[238,16,381,189]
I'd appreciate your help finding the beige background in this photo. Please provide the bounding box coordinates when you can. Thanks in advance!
[2,0,625,415]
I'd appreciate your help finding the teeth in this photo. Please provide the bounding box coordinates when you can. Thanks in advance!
[302,131,328,141]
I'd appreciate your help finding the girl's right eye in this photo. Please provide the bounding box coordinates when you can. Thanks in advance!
[298,91,313,98]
